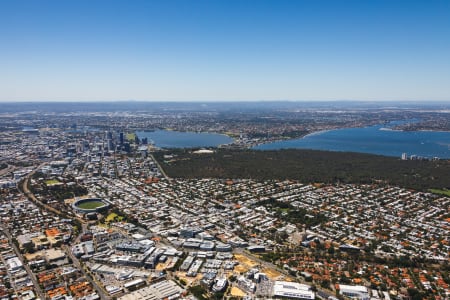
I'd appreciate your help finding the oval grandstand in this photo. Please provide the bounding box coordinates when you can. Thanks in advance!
[72,198,110,213]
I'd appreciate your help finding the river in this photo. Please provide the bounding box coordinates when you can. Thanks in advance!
[255,124,450,159]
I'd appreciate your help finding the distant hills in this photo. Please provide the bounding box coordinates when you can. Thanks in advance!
[2,100,450,113]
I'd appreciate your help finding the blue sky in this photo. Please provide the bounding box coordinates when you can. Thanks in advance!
[1,0,450,101]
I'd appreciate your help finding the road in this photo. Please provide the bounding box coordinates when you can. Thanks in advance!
[0,226,45,300]
[233,248,291,278]
[21,163,87,225]
[63,245,110,300]
[0,164,16,176]
[318,290,336,299]
[15,159,335,300]
[233,248,336,299]
[18,163,110,299]
[149,153,170,181]
[21,163,66,217]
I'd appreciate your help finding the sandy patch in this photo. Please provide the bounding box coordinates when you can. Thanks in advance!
[175,271,203,286]
[230,286,246,297]
[24,250,45,261]
[155,257,173,271]
[262,267,282,280]
[234,254,259,272]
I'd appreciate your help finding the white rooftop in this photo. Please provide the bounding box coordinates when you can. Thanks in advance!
[273,281,315,300]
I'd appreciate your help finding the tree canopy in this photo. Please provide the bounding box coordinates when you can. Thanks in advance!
[154,149,450,190]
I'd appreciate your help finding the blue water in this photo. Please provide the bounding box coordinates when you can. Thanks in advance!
[136,130,233,148]
[255,125,450,159]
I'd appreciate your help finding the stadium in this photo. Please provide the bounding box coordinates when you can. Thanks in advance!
[72,198,110,213]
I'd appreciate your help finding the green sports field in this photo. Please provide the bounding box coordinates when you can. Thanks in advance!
[45,179,60,185]
[76,200,104,210]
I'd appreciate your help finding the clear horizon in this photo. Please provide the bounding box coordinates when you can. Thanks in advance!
[1,0,450,102]
[2,99,450,103]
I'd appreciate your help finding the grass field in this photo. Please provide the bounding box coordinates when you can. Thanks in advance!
[126,133,136,141]
[429,189,450,197]
[76,200,104,209]
[105,212,123,222]
[45,179,60,185]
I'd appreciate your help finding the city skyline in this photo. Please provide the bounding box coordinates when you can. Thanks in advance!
[1,0,450,102]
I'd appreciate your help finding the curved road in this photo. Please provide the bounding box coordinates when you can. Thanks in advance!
[21,163,65,217]
[19,164,108,299]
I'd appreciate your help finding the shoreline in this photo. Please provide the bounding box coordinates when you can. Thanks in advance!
[302,129,333,138]
[136,126,450,158]
[136,129,236,149]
